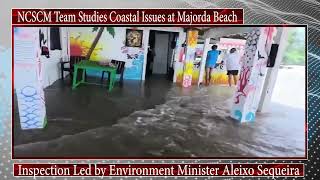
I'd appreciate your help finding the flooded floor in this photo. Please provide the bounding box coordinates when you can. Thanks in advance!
[14,68,305,158]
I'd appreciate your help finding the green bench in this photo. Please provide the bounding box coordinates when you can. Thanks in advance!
[72,60,117,92]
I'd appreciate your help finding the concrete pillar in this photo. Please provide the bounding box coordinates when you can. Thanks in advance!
[198,38,210,86]
[14,27,47,129]
[182,29,198,88]
[231,27,277,122]
[173,32,186,83]
[258,27,289,112]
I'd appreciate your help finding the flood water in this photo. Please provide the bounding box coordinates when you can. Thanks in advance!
[14,67,305,158]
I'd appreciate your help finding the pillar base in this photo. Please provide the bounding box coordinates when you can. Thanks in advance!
[231,110,256,123]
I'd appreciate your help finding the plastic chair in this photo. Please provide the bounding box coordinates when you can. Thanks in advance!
[61,56,86,80]
[100,60,126,85]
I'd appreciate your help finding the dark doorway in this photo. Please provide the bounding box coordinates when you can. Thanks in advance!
[146,30,178,81]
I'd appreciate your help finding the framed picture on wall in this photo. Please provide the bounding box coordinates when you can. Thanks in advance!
[125,29,143,47]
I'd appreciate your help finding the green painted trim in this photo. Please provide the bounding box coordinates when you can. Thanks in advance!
[72,60,117,91]
[43,116,48,128]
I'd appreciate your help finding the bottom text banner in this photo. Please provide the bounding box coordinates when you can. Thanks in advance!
[14,163,304,178]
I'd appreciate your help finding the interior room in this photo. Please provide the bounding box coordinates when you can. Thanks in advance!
[13,26,306,158]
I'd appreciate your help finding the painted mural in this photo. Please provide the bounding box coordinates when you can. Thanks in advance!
[0,47,10,135]
[14,27,47,129]
[182,30,198,87]
[69,27,145,80]
[121,46,145,80]
[70,28,104,61]
[175,46,186,84]
[231,27,276,122]
[176,38,246,85]
[190,44,204,84]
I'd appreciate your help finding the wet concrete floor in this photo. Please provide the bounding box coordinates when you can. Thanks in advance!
[13,68,305,158]
[14,75,173,146]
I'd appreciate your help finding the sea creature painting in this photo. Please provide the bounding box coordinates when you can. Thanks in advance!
[235,67,253,104]
[127,53,139,59]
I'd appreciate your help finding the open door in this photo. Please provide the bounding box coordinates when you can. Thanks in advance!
[153,32,169,74]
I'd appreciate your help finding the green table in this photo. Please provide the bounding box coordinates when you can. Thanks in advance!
[72,60,117,92]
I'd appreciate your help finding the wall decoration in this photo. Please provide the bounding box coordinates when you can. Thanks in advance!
[192,44,208,85]
[187,30,198,48]
[85,27,115,60]
[70,27,115,61]
[127,53,139,59]
[70,33,94,57]
[182,74,192,87]
[176,70,184,84]
[123,52,144,80]
[70,27,182,81]
[17,85,46,129]
[70,27,144,79]
[121,46,128,54]
[234,110,242,121]
[245,112,255,121]
[175,43,187,84]
[234,67,254,104]
[122,43,145,80]
[125,29,143,47]
[70,31,104,60]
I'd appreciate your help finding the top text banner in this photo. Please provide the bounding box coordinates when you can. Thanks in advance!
[12,9,243,25]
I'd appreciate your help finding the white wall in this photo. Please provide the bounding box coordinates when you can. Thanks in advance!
[69,26,184,80]
[41,27,69,88]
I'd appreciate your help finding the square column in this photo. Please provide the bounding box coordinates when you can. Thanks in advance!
[198,38,210,86]
[231,27,277,122]
[182,29,198,88]
[14,27,47,129]
[258,28,289,112]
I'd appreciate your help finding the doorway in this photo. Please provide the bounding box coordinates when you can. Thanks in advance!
[146,30,178,81]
